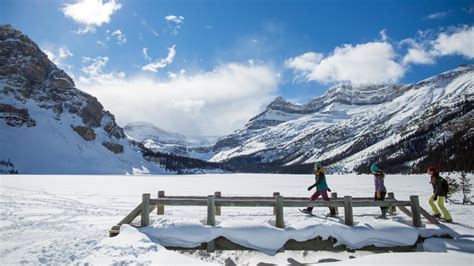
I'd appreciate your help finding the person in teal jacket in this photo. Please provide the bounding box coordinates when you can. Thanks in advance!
[301,162,336,216]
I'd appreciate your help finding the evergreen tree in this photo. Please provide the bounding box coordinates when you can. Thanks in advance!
[445,175,460,203]
[459,171,473,204]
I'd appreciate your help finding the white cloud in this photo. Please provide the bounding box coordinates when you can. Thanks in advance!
[403,47,436,65]
[433,26,474,59]
[167,71,178,79]
[79,56,125,84]
[141,45,176,72]
[142,48,151,61]
[286,42,404,85]
[379,29,389,42]
[402,26,474,65]
[63,0,122,34]
[97,40,107,47]
[423,11,452,20]
[44,47,73,65]
[43,47,74,77]
[111,29,127,45]
[77,62,279,136]
[73,25,96,34]
[165,15,184,35]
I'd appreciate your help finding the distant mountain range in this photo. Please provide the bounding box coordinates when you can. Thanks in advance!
[1,24,472,174]
[209,65,473,173]
[124,121,217,161]
[123,64,473,174]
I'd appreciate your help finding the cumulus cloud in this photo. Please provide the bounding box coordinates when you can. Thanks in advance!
[286,42,404,84]
[288,26,474,84]
[403,47,436,65]
[165,15,184,35]
[141,45,176,72]
[433,26,474,58]
[76,62,279,136]
[63,0,122,34]
[402,26,474,65]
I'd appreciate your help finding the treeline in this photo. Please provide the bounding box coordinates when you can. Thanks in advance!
[0,158,18,174]
[142,150,232,174]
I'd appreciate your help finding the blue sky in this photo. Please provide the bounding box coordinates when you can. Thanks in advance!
[1,0,473,136]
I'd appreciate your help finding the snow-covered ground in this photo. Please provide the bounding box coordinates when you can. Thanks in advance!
[0,173,473,265]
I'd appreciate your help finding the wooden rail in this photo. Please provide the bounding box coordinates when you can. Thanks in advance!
[109,191,438,237]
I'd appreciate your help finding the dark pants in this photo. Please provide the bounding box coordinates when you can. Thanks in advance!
[375,191,388,217]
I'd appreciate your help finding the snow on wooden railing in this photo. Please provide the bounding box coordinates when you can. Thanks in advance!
[109,191,438,237]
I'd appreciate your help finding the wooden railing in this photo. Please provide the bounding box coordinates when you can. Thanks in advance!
[109,191,438,237]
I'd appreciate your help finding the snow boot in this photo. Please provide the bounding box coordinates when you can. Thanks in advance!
[327,207,337,217]
[381,207,387,219]
[302,207,313,214]
[433,213,441,219]
[445,218,453,223]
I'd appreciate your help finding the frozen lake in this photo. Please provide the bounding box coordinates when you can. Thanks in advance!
[1,173,473,264]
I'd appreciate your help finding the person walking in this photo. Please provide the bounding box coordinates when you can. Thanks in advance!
[371,164,388,219]
[428,166,452,223]
[301,162,336,217]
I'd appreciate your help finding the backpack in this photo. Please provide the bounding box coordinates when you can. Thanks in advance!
[441,177,449,195]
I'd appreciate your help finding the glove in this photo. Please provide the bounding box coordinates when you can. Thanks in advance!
[327,187,332,192]
[434,195,438,201]
[376,192,381,199]
[307,185,314,191]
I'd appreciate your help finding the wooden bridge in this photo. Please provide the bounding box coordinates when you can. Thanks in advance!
[109,191,438,240]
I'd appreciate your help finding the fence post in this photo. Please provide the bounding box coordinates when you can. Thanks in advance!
[275,195,285,228]
[410,195,422,228]
[331,192,339,215]
[157,191,165,215]
[273,192,280,215]
[344,196,354,226]
[207,195,216,226]
[141,193,150,227]
[215,191,221,216]
[387,192,396,215]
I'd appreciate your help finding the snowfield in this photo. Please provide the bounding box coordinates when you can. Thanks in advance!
[0,173,473,265]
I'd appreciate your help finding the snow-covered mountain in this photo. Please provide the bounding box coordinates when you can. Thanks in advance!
[124,121,217,160]
[0,25,168,174]
[210,66,474,173]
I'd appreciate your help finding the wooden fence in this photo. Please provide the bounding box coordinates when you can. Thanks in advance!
[109,191,438,237]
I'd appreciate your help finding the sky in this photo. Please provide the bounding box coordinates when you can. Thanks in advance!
[1,0,473,136]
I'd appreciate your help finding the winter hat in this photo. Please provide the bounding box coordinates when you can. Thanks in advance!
[370,164,380,172]
[314,162,322,169]
[427,166,438,174]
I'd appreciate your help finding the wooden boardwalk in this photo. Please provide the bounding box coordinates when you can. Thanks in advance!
[109,191,438,240]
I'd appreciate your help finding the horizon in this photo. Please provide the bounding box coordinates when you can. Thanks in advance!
[1,0,473,136]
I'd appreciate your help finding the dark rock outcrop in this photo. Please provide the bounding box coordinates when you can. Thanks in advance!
[72,126,96,141]
[102,141,124,154]
[0,103,35,127]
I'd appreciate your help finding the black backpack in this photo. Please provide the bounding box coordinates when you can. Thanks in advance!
[441,177,449,195]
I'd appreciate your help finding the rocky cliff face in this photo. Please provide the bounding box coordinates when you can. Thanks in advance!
[0,24,125,142]
[0,25,163,174]
[210,66,474,173]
